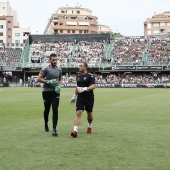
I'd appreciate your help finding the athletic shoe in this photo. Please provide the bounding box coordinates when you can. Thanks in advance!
[52,130,58,137]
[87,127,92,133]
[71,131,77,137]
[45,125,49,132]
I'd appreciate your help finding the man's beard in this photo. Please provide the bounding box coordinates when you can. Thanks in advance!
[51,63,56,67]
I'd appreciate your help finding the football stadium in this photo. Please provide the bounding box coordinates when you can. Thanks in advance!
[1,1,170,170]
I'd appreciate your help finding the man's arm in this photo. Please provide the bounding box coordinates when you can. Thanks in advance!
[87,84,96,91]
[77,74,96,93]
[70,87,78,105]
[37,73,46,83]
[37,73,58,86]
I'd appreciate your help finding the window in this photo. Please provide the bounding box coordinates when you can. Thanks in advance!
[160,22,165,26]
[79,30,82,33]
[15,33,20,36]
[72,10,73,14]
[67,30,70,33]
[0,40,3,43]
[153,30,159,34]
[53,17,58,20]
[153,23,159,27]
[72,30,75,33]
[15,40,20,43]
[147,24,151,29]
[91,24,96,27]
[8,35,11,38]
[148,31,151,35]
[8,28,11,31]
[77,11,80,14]
[79,22,89,26]
[66,22,77,26]
[0,25,3,28]
[60,30,63,33]
[160,29,165,33]
[60,23,63,26]
[61,10,65,13]
[71,17,76,19]
[0,33,3,36]
[78,16,86,20]
[8,21,11,23]
[54,30,58,34]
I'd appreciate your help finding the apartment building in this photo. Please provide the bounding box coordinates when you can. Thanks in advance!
[44,6,112,35]
[144,11,170,36]
[98,24,112,34]
[0,1,30,45]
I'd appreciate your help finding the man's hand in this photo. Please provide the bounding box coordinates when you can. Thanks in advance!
[46,79,58,87]
[55,85,61,94]
[77,87,89,93]
[70,94,77,105]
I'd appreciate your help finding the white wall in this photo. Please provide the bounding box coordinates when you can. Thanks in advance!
[0,20,6,43]
[12,28,31,44]
[11,9,19,27]
[98,25,111,33]
[57,8,91,15]
[0,2,9,16]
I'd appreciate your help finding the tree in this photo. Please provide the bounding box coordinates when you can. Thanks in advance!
[111,32,124,39]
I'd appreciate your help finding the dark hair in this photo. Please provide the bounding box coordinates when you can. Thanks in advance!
[82,62,88,68]
[49,53,57,60]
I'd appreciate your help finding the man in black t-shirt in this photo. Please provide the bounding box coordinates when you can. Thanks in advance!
[70,62,96,137]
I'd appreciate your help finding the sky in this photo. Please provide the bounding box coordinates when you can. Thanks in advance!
[7,0,170,36]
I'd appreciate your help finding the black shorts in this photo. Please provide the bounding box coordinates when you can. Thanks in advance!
[76,96,94,112]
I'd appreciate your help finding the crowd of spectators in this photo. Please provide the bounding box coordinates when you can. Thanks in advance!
[110,38,146,64]
[111,38,170,65]
[1,38,170,67]
[97,73,170,84]
[29,38,170,66]
[48,72,170,84]
[0,48,22,66]
[30,41,74,64]
[147,38,170,64]
[70,40,106,64]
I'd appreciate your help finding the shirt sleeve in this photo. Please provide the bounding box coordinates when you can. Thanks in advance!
[59,68,62,80]
[39,67,46,77]
[89,74,95,84]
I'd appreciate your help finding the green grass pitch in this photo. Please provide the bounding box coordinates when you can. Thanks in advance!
[0,87,170,170]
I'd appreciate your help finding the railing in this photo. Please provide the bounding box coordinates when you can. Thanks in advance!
[1,61,170,68]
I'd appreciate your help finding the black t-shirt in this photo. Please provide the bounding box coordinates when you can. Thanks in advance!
[77,73,95,98]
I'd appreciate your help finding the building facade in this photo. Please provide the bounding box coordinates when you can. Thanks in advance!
[98,24,112,34]
[0,1,30,45]
[144,11,170,36]
[44,6,112,35]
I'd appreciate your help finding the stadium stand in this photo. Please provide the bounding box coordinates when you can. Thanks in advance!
[1,34,170,86]
[1,36,170,68]
[0,48,22,66]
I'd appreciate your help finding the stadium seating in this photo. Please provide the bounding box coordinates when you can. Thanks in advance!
[1,37,170,68]
[0,48,22,66]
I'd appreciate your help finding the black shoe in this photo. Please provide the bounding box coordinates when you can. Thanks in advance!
[52,130,58,137]
[45,125,49,132]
